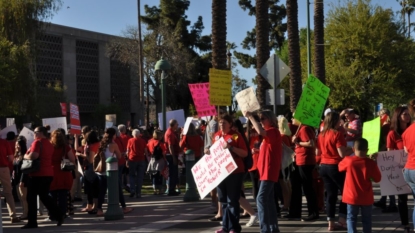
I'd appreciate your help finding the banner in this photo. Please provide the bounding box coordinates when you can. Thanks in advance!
[235,87,260,116]
[60,103,67,116]
[0,124,17,139]
[209,68,232,106]
[362,117,380,155]
[376,150,411,196]
[6,118,15,127]
[294,75,330,128]
[157,109,186,131]
[70,103,81,135]
[19,127,35,149]
[42,117,67,134]
[191,138,238,199]
[188,83,217,117]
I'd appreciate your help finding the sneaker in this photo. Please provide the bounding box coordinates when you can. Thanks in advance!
[11,217,20,224]
[167,191,180,196]
[301,213,319,222]
[373,201,386,209]
[246,214,258,227]
[282,214,301,219]
[176,189,181,194]
[219,221,222,225]
[382,205,398,213]
[215,229,226,233]
[21,224,38,229]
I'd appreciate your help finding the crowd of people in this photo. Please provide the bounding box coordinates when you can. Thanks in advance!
[0,98,415,232]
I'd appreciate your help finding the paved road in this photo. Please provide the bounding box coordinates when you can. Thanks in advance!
[1,184,411,233]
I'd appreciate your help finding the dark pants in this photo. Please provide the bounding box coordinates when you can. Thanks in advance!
[84,176,98,205]
[217,173,244,233]
[97,175,107,210]
[258,180,279,233]
[289,164,319,217]
[27,176,62,227]
[151,172,162,186]
[50,190,68,216]
[320,164,347,220]
[378,195,396,206]
[118,165,126,207]
[249,170,260,200]
[166,155,178,193]
[397,194,409,226]
[274,182,282,213]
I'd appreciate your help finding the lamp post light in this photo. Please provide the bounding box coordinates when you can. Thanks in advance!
[306,0,312,75]
[154,57,171,130]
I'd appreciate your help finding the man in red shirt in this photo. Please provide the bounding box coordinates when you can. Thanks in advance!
[126,129,147,198]
[0,138,19,223]
[164,119,180,196]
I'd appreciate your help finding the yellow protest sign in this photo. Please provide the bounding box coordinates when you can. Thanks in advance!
[209,68,232,106]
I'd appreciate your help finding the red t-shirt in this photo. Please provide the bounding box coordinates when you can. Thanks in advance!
[115,137,126,166]
[338,156,381,205]
[147,139,167,155]
[248,135,260,171]
[317,130,347,165]
[257,128,282,182]
[164,128,180,156]
[180,135,204,158]
[127,137,146,162]
[386,130,404,150]
[403,124,415,169]
[119,134,130,152]
[294,125,316,166]
[0,139,12,167]
[7,141,15,171]
[50,145,73,191]
[29,138,54,177]
[213,130,247,174]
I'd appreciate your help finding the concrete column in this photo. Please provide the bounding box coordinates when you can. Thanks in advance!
[62,35,77,104]
[99,41,111,105]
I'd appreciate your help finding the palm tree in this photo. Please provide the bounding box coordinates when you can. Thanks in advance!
[313,0,325,83]
[211,0,227,70]
[287,0,302,112]
[255,0,270,107]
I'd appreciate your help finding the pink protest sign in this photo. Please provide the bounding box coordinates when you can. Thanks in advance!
[191,137,238,199]
[188,83,217,117]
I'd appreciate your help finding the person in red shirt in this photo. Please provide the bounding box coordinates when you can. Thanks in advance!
[180,123,204,160]
[316,112,353,230]
[164,119,181,196]
[146,130,168,194]
[246,110,282,233]
[404,99,415,232]
[277,116,293,211]
[247,118,261,201]
[339,138,381,233]
[22,126,63,229]
[284,116,319,221]
[126,129,148,198]
[116,125,129,191]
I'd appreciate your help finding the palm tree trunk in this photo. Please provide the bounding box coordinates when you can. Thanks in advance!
[212,0,227,70]
[287,0,302,112]
[408,11,411,38]
[314,0,325,84]
[256,0,270,107]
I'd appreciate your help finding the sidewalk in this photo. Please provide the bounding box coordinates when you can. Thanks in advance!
[1,184,412,233]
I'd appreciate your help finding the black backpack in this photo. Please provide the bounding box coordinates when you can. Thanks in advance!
[152,142,163,160]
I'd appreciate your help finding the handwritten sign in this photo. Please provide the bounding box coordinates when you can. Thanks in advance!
[209,68,232,106]
[188,83,217,117]
[376,150,411,196]
[294,75,330,128]
[191,138,238,199]
[70,103,81,135]
[362,117,380,155]
[235,87,260,116]
[0,124,17,139]
[6,118,15,127]
[19,127,35,149]
[42,117,67,134]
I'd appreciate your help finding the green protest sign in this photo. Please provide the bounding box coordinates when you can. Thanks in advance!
[294,75,330,128]
[362,117,380,155]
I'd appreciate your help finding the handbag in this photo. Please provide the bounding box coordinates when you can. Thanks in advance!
[61,147,75,171]
[21,141,42,174]
[93,150,106,173]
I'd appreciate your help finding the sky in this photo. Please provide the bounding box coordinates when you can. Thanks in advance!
[51,0,402,85]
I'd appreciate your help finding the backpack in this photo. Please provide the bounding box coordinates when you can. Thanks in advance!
[152,142,163,161]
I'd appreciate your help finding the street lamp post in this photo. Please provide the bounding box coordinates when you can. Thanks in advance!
[306,0,312,75]
[155,57,171,130]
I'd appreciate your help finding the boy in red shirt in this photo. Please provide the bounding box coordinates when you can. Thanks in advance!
[338,138,381,233]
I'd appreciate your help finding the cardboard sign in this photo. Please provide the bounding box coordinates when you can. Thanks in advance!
[294,75,330,128]
[157,109,186,131]
[362,117,380,155]
[188,83,217,117]
[19,127,35,149]
[376,150,411,196]
[235,87,260,116]
[105,114,117,126]
[42,117,67,134]
[209,68,232,106]
[70,103,81,135]
[60,103,67,116]
[191,138,238,199]
[0,124,17,139]
[6,118,15,127]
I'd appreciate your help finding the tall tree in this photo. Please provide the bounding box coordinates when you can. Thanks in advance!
[212,0,227,70]
[286,0,302,112]
[313,0,325,84]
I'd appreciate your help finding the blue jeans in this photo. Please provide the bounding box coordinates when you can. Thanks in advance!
[403,169,415,228]
[347,204,372,233]
[217,173,244,233]
[128,160,146,195]
[166,155,178,193]
[320,164,347,220]
[257,180,279,233]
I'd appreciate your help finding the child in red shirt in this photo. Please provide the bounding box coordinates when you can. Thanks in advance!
[338,138,381,233]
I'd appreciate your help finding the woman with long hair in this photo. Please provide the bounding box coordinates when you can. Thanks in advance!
[13,136,28,219]
[316,112,352,230]
[277,116,293,211]
[49,129,76,219]
[180,123,204,161]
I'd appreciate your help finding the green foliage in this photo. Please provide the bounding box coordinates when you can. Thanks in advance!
[36,81,66,119]
[188,104,196,116]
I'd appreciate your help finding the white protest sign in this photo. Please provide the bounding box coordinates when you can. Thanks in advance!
[183,117,201,135]
[235,87,260,116]
[23,123,32,129]
[19,127,35,149]
[42,117,68,134]
[6,118,15,127]
[376,150,411,196]
[191,137,238,199]
[105,121,113,129]
[157,109,186,130]
[239,116,248,124]
[0,124,17,139]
